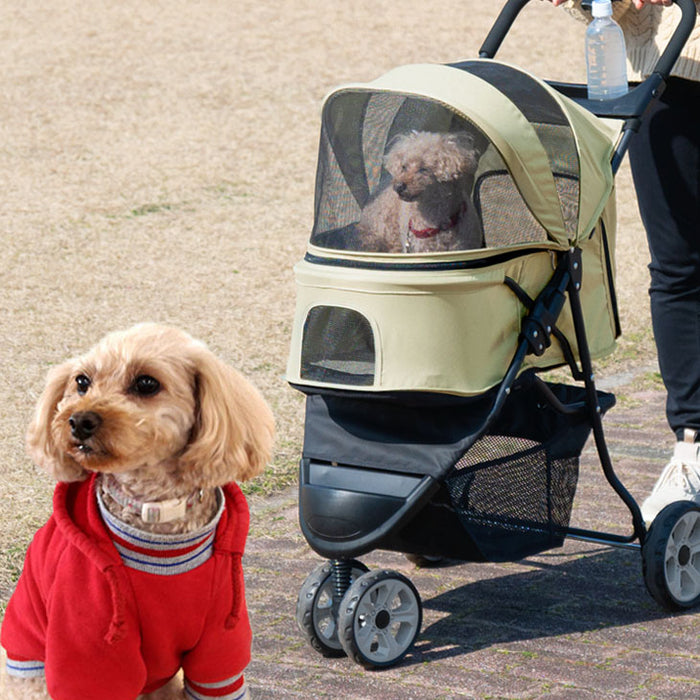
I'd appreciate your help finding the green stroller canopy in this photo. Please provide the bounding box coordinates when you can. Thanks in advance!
[288,60,621,396]
[310,60,620,258]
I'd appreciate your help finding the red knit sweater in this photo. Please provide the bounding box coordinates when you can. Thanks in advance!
[1,474,252,700]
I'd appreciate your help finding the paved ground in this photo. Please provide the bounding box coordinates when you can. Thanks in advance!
[244,373,700,699]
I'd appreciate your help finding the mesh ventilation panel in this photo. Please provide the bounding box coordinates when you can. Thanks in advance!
[446,433,579,560]
[475,171,547,247]
[301,306,375,385]
[476,172,579,247]
[309,65,582,255]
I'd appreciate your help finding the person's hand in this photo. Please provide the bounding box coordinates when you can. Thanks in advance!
[632,0,673,8]
[547,0,673,6]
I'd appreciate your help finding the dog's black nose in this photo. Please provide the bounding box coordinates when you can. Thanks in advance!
[69,411,102,440]
[394,182,407,196]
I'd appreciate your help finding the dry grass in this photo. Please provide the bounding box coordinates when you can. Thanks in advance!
[0,0,653,610]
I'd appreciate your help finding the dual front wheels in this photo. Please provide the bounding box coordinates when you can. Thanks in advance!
[296,561,422,668]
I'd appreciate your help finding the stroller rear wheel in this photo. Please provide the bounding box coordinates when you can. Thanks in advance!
[338,569,422,668]
[642,501,700,610]
[296,560,369,657]
[405,553,444,567]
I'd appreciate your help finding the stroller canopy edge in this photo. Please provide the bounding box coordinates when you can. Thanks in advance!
[546,88,620,239]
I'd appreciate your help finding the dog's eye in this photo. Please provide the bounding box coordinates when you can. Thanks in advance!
[130,375,161,397]
[75,375,91,395]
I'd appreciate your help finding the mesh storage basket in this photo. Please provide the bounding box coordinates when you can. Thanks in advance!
[445,380,613,561]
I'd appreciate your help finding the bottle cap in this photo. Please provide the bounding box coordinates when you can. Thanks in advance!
[591,0,613,17]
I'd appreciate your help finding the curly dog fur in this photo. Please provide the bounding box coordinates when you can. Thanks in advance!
[1,324,274,700]
[357,131,483,253]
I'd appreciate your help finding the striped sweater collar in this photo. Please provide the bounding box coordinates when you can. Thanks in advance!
[97,487,225,576]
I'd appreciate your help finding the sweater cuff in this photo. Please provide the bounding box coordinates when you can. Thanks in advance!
[185,672,248,700]
[5,657,46,679]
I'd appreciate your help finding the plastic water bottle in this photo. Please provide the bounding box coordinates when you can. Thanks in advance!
[585,0,628,100]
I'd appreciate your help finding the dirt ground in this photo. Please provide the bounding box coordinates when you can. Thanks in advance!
[1,0,685,697]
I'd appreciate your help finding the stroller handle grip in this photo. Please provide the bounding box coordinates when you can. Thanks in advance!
[479,0,697,117]
[478,0,531,59]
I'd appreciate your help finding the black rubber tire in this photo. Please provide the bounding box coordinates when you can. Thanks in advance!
[338,569,422,669]
[404,553,444,568]
[642,501,700,611]
[296,560,369,657]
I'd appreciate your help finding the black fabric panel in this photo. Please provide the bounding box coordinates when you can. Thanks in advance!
[301,374,614,480]
[302,391,490,479]
[450,60,569,126]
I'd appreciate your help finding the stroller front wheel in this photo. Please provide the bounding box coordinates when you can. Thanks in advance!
[642,501,700,610]
[296,560,369,657]
[338,569,422,668]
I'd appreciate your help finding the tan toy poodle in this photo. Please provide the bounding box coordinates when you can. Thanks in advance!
[0,323,274,700]
[357,130,484,253]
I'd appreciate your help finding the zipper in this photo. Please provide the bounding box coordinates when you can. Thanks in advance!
[304,247,550,273]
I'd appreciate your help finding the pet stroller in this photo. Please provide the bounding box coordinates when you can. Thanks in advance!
[287,0,699,669]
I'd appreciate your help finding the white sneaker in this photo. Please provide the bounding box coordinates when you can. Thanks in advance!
[641,429,700,526]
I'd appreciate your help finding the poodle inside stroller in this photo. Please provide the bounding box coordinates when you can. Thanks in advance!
[287,0,699,669]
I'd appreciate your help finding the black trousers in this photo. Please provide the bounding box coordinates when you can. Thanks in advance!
[628,77,700,438]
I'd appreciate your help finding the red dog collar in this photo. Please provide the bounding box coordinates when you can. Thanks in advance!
[409,203,467,239]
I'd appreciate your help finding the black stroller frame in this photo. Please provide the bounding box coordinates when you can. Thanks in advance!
[293,0,699,669]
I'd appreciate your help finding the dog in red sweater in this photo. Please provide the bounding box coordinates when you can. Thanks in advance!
[1,324,275,700]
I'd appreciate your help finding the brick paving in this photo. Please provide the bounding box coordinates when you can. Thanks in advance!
[244,377,700,699]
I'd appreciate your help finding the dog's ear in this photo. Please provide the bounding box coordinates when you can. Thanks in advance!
[181,348,275,486]
[435,133,479,181]
[25,361,88,482]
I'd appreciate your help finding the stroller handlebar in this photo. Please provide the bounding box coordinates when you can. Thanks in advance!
[478,0,697,119]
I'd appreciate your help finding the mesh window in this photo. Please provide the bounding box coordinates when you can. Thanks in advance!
[475,171,547,247]
[311,95,494,254]
[310,64,581,255]
[476,172,579,247]
[454,61,580,237]
[300,306,375,385]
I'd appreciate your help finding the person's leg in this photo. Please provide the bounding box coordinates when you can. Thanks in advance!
[629,78,700,436]
[628,77,700,522]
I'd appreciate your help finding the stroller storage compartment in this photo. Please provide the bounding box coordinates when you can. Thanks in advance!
[445,380,615,561]
[298,376,614,562]
[448,434,581,561]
